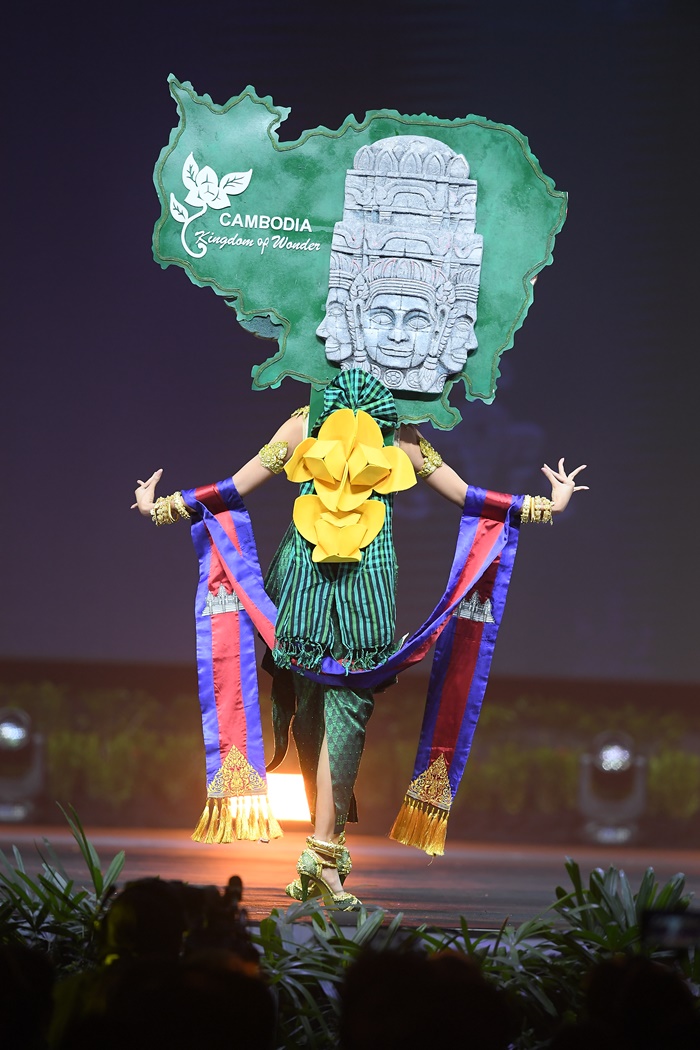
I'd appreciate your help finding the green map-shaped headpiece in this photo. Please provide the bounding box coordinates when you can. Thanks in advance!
[153,77,567,429]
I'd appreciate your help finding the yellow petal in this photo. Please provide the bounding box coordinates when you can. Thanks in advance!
[320,510,362,527]
[336,477,375,512]
[355,410,385,449]
[322,440,348,482]
[314,462,349,512]
[304,440,343,483]
[372,445,417,494]
[316,518,366,558]
[348,443,392,487]
[317,408,358,457]
[292,494,324,544]
[356,499,386,547]
[285,438,316,482]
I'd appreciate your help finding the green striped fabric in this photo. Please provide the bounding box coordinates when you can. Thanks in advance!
[268,370,400,672]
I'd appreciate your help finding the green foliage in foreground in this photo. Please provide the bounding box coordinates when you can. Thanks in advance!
[0,814,698,1050]
[0,806,124,971]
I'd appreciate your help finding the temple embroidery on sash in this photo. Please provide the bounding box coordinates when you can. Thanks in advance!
[207,744,267,798]
[203,584,244,616]
[406,754,453,812]
[455,590,495,623]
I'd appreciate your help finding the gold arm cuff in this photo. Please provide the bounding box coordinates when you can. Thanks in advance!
[259,440,288,474]
[416,436,443,479]
[521,495,553,524]
[290,405,310,419]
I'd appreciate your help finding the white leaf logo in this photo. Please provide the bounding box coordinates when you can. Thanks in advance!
[171,154,253,255]
[194,166,220,205]
[182,152,199,193]
[169,193,189,224]
[219,170,253,197]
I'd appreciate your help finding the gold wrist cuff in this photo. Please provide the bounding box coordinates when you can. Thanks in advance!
[151,491,191,526]
[416,437,443,479]
[259,440,288,474]
[521,495,554,524]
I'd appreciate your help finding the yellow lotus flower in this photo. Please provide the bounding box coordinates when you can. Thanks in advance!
[293,495,387,563]
[285,408,416,563]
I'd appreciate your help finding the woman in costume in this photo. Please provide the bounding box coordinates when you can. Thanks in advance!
[133,368,587,910]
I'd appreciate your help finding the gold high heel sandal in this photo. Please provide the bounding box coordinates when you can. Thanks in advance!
[285,833,352,901]
[285,834,361,910]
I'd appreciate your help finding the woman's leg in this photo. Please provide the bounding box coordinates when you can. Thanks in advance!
[290,679,374,896]
[292,680,374,836]
[312,733,344,894]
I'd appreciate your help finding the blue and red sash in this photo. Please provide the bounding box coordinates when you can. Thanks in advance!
[184,479,280,843]
[388,489,523,854]
[183,478,522,850]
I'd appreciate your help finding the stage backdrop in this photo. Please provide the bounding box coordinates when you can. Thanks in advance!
[4,0,699,683]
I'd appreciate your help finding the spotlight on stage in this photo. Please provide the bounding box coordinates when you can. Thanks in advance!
[0,708,45,822]
[578,730,647,845]
[266,773,311,823]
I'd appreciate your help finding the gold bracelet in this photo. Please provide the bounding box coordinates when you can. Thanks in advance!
[416,437,443,479]
[521,495,553,524]
[161,497,177,525]
[152,496,173,526]
[170,491,191,522]
[259,440,288,474]
[538,496,554,525]
[151,493,188,526]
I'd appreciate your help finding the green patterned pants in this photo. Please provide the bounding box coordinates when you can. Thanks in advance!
[267,662,375,835]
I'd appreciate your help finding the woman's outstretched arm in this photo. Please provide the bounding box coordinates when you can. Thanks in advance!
[397,424,588,512]
[131,414,305,517]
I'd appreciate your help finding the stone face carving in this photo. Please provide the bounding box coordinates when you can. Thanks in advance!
[316,136,483,394]
[315,254,359,364]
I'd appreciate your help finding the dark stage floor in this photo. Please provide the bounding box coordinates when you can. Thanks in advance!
[3,825,699,929]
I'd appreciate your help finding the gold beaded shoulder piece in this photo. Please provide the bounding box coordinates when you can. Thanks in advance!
[521,495,554,524]
[290,405,310,419]
[416,437,443,479]
[258,440,288,474]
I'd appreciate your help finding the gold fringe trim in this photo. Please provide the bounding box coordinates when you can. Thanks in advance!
[389,795,450,856]
[191,795,283,844]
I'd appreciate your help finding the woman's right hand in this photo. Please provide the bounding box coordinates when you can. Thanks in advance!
[131,469,163,517]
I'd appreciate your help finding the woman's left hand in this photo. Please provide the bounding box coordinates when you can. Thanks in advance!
[541,458,588,514]
[131,468,163,517]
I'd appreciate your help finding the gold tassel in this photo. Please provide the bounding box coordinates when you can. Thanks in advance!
[191,801,213,842]
[218,798,234,842]
[251,795,283,841]
[389,795,449,856]
[234,796,248,840]
[204,798,221,843]
[192,795,283,844]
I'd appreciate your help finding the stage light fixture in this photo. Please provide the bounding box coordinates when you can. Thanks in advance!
[598,741,631,772]
[578,730,646,845]
[0,707,45,822]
